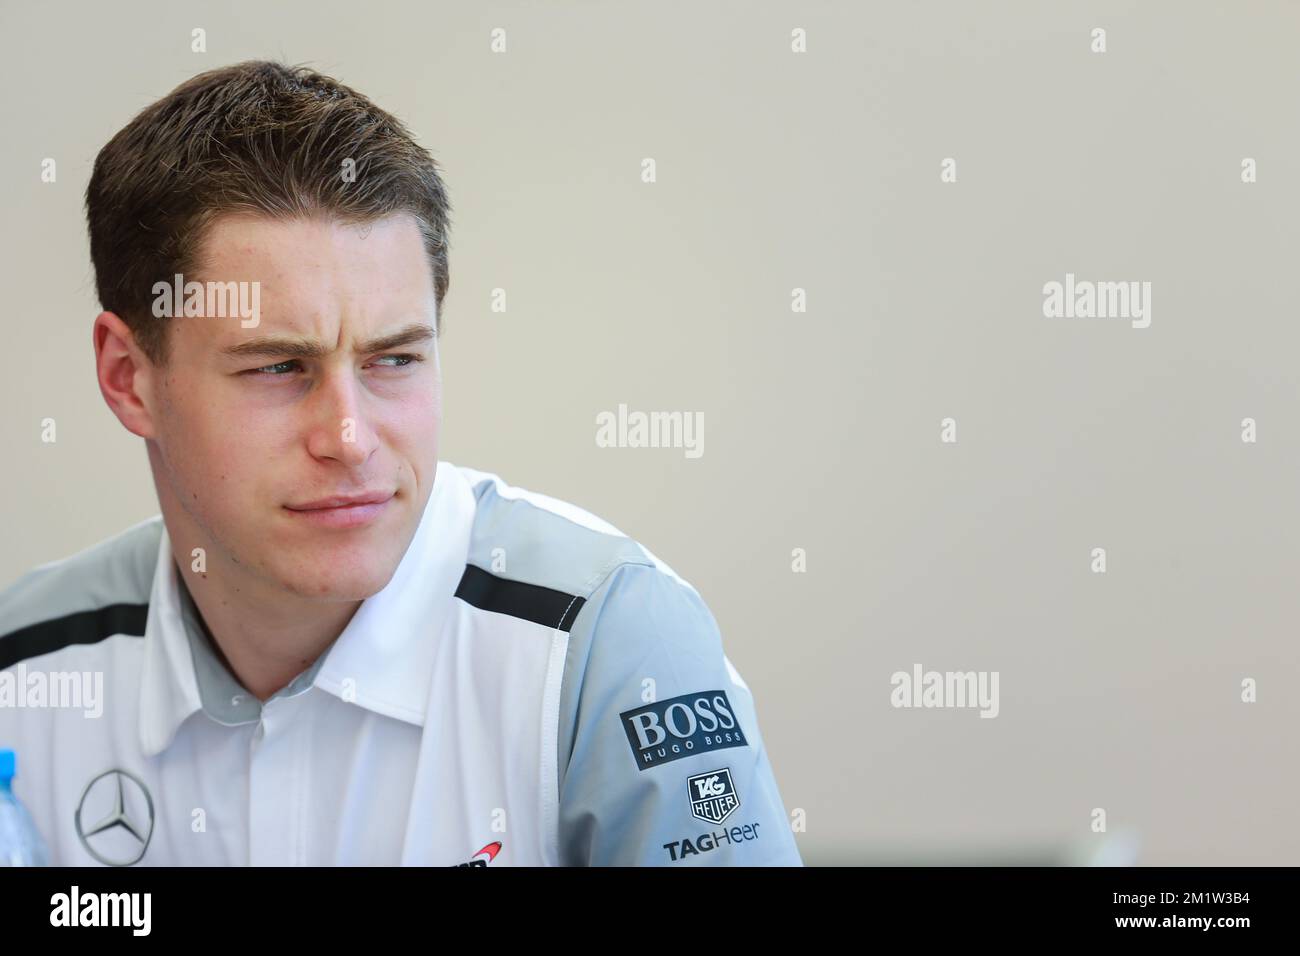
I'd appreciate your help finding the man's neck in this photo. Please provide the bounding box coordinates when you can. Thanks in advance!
[145,439,365,701]
[175,557,360,702]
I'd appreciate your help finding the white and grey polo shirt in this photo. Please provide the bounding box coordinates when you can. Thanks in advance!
[0,460,802,866]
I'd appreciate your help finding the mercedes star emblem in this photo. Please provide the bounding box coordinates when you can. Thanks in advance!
[75,769,155,866]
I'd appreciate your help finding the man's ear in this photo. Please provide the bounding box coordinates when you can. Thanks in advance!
[93,311,159,439]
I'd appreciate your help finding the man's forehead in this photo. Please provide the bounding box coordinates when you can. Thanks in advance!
[181,210,437,349]
[197,213,431,291]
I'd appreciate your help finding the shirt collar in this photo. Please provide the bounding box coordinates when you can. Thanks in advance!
[139,460,475,757]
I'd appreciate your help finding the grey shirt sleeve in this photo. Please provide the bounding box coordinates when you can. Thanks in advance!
[556,561,803,866]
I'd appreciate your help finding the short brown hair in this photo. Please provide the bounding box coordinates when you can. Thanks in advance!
[85,60,452,365]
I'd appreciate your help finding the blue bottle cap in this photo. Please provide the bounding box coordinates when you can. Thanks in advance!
[0,749,13,780]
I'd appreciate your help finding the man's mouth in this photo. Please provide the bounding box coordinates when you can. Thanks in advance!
[283,490,396,529]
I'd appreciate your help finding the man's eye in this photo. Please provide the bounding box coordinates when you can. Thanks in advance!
[250,360,302,376]
[242,354,423,377]
[371,354,423,368]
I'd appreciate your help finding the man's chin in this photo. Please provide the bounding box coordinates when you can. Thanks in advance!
[265,504,418,600]
[271,552,401,602]
[281,575,393,602]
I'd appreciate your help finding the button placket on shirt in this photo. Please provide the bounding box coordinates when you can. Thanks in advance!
[247,694,312,865]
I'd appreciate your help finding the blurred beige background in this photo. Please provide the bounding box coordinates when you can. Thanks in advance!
[1,0,1297,865]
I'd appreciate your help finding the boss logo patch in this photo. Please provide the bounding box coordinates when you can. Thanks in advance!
[688,767,739,824]
[620,689,747,770]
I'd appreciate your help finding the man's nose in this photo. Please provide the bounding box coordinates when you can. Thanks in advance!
[304,369,379,467]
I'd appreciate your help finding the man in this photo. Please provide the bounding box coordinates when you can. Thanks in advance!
[0,61,801,866]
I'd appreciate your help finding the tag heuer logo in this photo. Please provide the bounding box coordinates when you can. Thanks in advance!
[688,767,739,824]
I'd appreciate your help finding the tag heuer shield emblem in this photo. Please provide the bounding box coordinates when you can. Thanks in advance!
[687,767,739,824]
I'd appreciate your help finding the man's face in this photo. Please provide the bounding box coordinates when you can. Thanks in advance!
[146,212,441,601]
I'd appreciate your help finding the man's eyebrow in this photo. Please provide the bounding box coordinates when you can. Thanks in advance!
[357,323,436,354]
[221,323,436,359]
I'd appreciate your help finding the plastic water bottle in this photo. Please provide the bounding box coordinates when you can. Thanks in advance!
[0,749,50,866]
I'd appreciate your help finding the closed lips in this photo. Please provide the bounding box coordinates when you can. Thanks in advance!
[286,492,394,510]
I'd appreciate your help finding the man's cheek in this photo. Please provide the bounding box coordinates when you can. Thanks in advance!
[182,433,266,511]
[404,403,442,458]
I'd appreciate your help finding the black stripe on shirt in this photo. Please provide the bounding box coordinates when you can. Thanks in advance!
[454,564,586,632]
[0,603,148,670]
